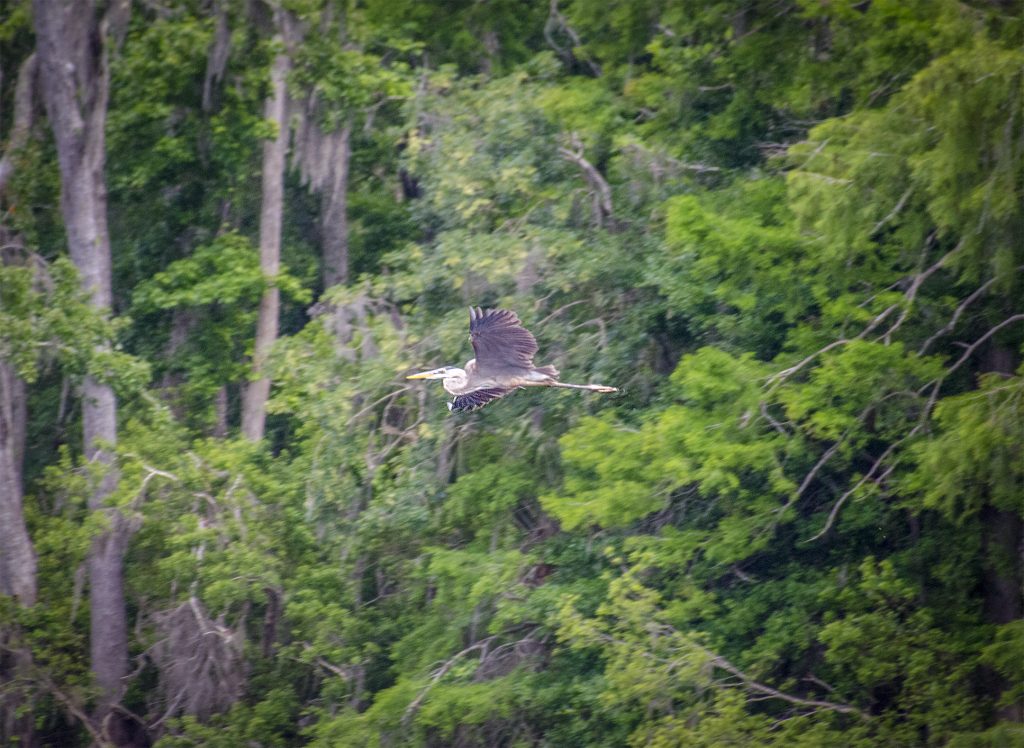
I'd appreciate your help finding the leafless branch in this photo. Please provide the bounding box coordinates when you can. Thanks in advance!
[537,299,586,326]
[758,401,790,435]
[770,300,902,387]
[544,0,602,77]
[149,596,246,722]
[42,676,107,745]
[594,629,867,719]
[769,284,924,388]
[917,269,1021,355]
[346,387,411,426]
[708,651,866,718]
[315,656,354,680]
[919,313,1024,420]
[762,404,867,539]
[774,388,916,541]
[795,438,846,500]
[767,338,853,388]
[868,187,913,237]
[803,672,837,693]
[805,439,900,542]
[880,235,953,343]
[403,637,496,724]
[731,565,756,583]
[559,133,613,228]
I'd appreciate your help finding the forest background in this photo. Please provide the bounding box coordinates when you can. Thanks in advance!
[0,0,1022,745]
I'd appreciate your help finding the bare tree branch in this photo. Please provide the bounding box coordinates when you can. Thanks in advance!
[917,269,1021,355]
[921,313,1024,417]
[707,648,867,718]
[544,0,602,77]
[0,54,37,197]
[805,314,1024,541]
[758,401,791,435]
[403,637,496,724]
[868,186,913,237]
[805,440,899,542]
[594,629,868,719]
[767,338,854,388]
[559,133,613,228]
[880,235,953,343]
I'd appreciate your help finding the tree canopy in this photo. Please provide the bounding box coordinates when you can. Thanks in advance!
[1,0,1022,745]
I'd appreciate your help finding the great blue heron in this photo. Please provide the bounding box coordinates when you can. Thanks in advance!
[407,307,618,412]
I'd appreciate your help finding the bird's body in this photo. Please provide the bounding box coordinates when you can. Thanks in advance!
[408,307,617,412]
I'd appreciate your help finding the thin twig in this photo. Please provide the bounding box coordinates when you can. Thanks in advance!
[768,299,901,388]
[767,338,852,388]
[346,387,410,426]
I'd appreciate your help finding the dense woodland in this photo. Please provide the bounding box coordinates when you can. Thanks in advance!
[0,0,1022,745]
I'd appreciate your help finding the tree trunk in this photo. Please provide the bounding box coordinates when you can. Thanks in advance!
[32,0,132,724]
[241,26,290,442]
[0,361,36,606]
[212,385,229,438]
[980,345,1024,722]
[321,123,350,289]
[0,54,37,196]
[0,51,40,748]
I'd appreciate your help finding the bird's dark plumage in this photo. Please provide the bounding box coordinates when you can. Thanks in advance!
[469,307,539,377]
[448,386,512,413]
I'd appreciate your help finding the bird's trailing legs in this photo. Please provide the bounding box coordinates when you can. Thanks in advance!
[544,381,618,394]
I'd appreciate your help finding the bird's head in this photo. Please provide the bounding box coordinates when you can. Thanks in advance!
[406,366,460,381]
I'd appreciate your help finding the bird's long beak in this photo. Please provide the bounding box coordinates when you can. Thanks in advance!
[406,368,447,380]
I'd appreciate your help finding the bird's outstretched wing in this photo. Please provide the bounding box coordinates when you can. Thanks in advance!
[469,307,538,377]
[448,387,512,413]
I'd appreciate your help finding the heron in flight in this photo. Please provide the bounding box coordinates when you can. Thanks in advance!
[407,307,618,413]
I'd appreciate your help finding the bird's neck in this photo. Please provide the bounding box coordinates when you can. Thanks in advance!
[442,368,469,395]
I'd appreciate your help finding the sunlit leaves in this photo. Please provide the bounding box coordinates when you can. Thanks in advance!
[652,180,809,354]
[404,72,570,233]
[788,35,1024,288]
[780,341,940,440]
[291,40,412,131]
[133,232,310,310]
[0,257,136,385]
[906,370,1024,518]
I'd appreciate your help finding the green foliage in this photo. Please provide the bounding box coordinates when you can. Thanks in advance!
[291,36,412,130]
[908,370,1024,518]
[7,0,1024,745]
[981,620,1024,716]
[0,258,100,381]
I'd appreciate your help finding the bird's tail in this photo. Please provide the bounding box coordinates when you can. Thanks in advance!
[534,364,559,379]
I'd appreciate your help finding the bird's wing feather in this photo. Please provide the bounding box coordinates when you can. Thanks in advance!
[469,307,538,377]
[448,387,512,413]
